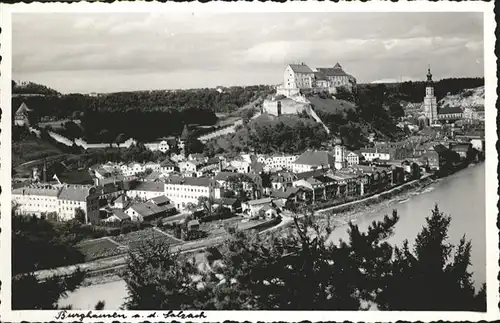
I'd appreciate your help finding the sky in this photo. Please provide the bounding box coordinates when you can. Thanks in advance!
[12,12,484,94]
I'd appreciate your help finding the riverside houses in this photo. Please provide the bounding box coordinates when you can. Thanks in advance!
[292,174,337,202]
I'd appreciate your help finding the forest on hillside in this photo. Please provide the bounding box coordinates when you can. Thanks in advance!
[12,85,274,142]
[12,80,61,96]
[361,77,484,102]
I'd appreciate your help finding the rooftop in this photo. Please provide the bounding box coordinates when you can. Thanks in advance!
[111,209,130,221]
[131,181,164,192]
[12,184,61,197]
[58,184,93,201]
[294,151,335,167]
[289,63,314,74]
[439,106,463,114]
[246,197,273,206]
[149,195,171,205]
[165,176,214,187]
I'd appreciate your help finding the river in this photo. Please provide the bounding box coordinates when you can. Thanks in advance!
[59,163,486,310]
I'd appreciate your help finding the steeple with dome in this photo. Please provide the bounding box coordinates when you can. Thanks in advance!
[333,138,347,170]
[426,66,433,84]
[423,66,438,125]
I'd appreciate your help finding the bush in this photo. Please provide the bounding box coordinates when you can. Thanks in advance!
[120,222,140,235]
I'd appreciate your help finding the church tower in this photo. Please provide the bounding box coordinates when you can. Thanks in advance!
[423,66,438,125]
[333,138,347,170]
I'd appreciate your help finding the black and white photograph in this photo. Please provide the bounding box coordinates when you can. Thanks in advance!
[0,2,497,322]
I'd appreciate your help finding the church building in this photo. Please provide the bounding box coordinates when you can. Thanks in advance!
[422,67,438,125]
[421,67,463,126]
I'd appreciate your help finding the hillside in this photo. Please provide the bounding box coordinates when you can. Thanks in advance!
[12,83,275,143]
[439,86,484,109]
[307,97,356,115]
[12,80,60,96]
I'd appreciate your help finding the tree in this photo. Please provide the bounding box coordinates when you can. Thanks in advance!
[185,202,198,213]
[121,238,199,310]
[115,133,126,146]
[180,125,190,141]
[197,196,215,217]
[376,204,486,311]
[74,207,86,224]
[121,205,485,311]
[388,102,405,120]
[184,136,204,156]
[11,213,89,309]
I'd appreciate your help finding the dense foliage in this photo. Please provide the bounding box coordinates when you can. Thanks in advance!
[12,80,60,96]
[204,114,329,156]
[12,214,85,309]
[122,205,486,311]
[365,77,484,103]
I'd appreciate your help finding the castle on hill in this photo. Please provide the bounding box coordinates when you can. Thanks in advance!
[276,62,356,98]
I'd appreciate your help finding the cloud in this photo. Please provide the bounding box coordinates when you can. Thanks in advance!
[12,12,484,93]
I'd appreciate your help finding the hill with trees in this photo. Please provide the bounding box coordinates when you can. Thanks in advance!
[12,80,61,96]
[363,77,484,103]
[203,113,329,157]
[12,85,275,143]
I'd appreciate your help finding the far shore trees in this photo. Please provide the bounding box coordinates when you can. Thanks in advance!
[122,204,486,311]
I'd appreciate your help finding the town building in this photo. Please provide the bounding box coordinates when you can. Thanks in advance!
[178,160,206,175]
[315,63,357,92]
[102,209,131,223]
[333,139,347,170]
[359,147,392,162]
[276,62,356,98]
[164,176,222,210]
[12,184,60,217]
[14,102,32,127]
[214,172,263,199]
[346,151,361,166]
[57,184,100,223]
[262,96,311,116]
[125,200,175,222]
[212,197,242,213]
[292,150,335,173]
[270,172,297,191]
[292,174,338,202]
[242,197,275,217]
[126,181,165,201]
[437,106,463,122]
[144,140,170,153]
[257,153,299,172]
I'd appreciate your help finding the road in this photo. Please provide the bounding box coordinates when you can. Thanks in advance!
[16,153,67,169]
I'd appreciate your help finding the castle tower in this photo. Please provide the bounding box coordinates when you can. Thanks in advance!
[423,66,438,125]
[333,138,347,170]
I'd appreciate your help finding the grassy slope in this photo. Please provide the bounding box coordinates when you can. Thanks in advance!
[308,97,356,115]
[12,138,63,167]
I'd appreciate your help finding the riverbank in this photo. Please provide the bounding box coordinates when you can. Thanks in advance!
[74,174,436,287]
[60,163,486,309]
[49,165,463,284]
